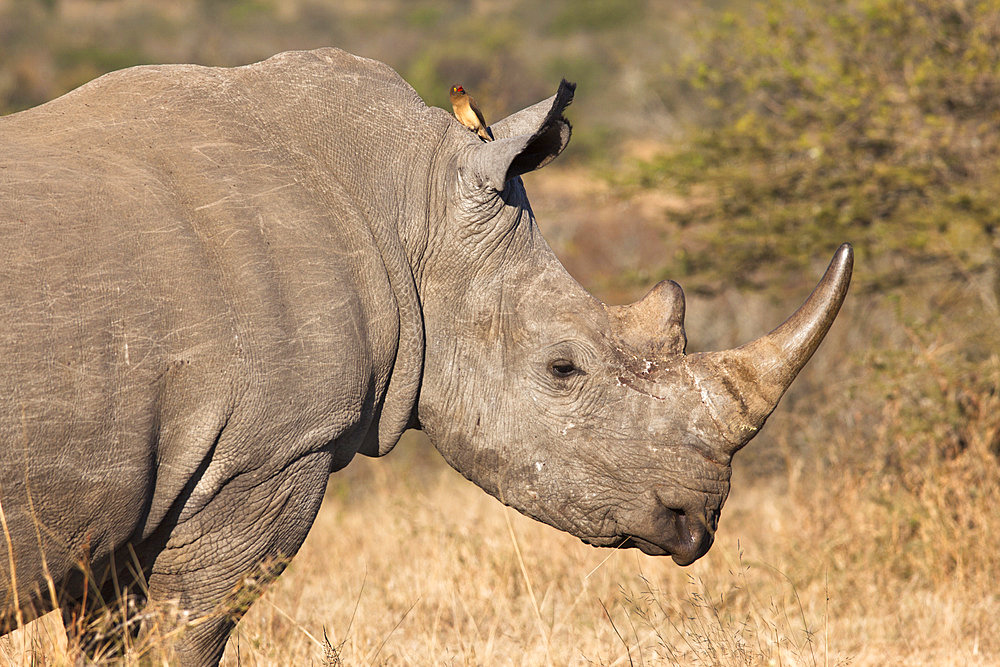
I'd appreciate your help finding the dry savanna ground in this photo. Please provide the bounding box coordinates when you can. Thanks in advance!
[3,432,997,666]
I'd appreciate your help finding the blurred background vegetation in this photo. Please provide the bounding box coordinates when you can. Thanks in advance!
[2,0,999,660]
[0,0,706,155]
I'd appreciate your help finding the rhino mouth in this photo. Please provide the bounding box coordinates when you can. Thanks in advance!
[620,529,714,566]
[583,507,719,566]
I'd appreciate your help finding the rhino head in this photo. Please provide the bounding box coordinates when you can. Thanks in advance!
[414,81,852,565]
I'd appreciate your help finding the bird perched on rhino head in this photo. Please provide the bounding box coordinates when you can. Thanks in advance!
[449,84,493,141]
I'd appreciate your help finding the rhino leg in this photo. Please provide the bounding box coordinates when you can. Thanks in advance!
[138,450,330,665]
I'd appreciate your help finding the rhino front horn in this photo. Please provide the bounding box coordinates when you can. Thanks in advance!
[688,243,854,453]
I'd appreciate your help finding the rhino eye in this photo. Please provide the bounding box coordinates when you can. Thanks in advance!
[548,359,582,379]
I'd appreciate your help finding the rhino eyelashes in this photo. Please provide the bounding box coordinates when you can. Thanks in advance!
[548,359,583,379]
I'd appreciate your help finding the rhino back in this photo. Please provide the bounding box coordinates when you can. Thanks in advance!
[0,49,423,603]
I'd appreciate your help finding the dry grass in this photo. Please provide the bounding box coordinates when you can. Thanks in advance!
[210,425,999,666]
[7,398,997,665]
[218,443,834,666]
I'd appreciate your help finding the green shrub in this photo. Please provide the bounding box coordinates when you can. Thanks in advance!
[636,0,1000,295]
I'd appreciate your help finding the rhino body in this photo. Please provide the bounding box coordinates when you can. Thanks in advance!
[0,48,851,663]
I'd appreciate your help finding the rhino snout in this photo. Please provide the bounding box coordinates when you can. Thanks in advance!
[623,495,720,565]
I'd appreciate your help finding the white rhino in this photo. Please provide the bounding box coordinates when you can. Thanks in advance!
[0,48,852,663]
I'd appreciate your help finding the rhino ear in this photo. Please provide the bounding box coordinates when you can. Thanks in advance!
[491,79,576,140]
[464,79,575,192]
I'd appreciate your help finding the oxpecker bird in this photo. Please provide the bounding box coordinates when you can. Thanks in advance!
[449,84,492,141]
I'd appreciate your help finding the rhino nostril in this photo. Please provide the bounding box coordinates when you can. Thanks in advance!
[639,491,721,563]
[663,504,719,541]
[687,507,718,535]
[672,504,719,530]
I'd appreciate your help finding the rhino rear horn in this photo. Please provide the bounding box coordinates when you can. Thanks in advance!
[464,79,575,191]
[612,280,687,357]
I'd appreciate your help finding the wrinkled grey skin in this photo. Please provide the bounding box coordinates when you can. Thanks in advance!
[0,48,852,664]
